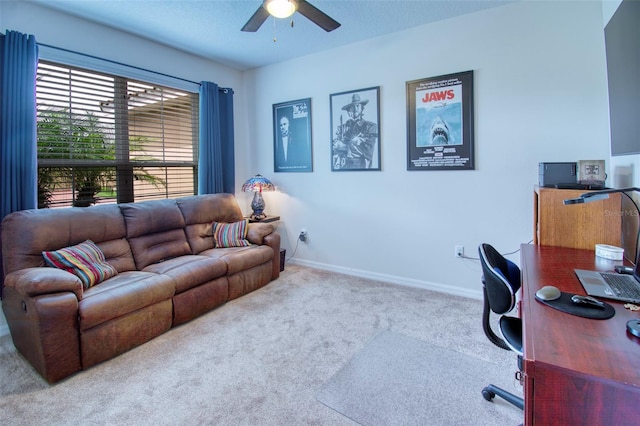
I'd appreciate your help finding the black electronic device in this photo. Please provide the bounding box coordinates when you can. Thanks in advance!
[570,294,606,309]
[538,162,577,188]
[605,0,640,156]
[615,265,635,275]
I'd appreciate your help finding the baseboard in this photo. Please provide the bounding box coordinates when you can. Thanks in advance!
[287,258,483,300]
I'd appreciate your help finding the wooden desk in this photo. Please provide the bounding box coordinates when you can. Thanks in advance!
[520,244,640,425]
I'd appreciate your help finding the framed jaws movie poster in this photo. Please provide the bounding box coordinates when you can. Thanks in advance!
[406,70,474,171]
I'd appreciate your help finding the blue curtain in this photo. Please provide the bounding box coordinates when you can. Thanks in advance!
[0,31,38,219]
[198,81,235,194]
[0,30,38,296]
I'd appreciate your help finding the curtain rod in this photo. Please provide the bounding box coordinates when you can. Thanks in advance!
[37,42,232,92]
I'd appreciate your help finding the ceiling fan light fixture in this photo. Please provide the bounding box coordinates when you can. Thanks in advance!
[264,0,298,19]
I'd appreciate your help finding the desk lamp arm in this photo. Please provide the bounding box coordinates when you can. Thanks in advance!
[563,187,640,263]
[562,187,640,204]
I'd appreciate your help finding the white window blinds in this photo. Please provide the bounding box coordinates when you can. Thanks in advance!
[36,61,199,207]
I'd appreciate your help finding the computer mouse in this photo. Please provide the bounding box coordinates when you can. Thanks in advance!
[570,294,605,309]
[536,285,561,301]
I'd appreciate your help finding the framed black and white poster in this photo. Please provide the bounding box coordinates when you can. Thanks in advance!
[406,71,474,170]
[273,98,312,172]
[330,86,381,171]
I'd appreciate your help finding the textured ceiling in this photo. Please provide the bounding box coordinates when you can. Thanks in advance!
[32,0,514,71]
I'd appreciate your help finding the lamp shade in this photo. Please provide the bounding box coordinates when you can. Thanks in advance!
[242,174,275,193]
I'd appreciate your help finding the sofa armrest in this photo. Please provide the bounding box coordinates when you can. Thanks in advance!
[246,223,280,279]
[4,268,84,301]
[247,222,275,245]
[263,232,281,280]
[2,284,82,383]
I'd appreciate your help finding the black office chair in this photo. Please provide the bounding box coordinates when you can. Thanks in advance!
[478,243,524,410]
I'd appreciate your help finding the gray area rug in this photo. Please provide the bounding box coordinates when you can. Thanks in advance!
[317,330,520,425]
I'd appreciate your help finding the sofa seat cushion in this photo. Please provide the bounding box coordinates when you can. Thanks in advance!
[142,255,227,294]
[200,245,274,276]
[79,271,175,331]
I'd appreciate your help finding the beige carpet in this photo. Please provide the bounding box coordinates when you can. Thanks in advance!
[0,264,523,425]
[317,330,520,425]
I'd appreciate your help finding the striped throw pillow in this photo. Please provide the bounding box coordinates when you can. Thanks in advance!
[42,240,118,289]
[212,220,251,248]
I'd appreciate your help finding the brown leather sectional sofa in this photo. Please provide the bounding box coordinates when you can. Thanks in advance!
[0,193,280,383]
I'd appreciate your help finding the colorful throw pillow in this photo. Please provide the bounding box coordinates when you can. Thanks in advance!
[212,220,251,248]
[42,240,118,289]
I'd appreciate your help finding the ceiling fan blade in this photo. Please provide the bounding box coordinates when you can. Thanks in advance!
[241,5,270,32]
[297,0,341,32]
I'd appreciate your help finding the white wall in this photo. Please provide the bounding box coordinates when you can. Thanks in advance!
[243,0,613,297]
[0,2,242,88]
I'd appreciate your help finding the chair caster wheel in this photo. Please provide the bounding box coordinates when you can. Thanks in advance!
[482,387,495,402]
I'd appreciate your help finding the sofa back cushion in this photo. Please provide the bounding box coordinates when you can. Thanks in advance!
[119,199,191,269]
[1,204,134,276]
[177,194,244,254]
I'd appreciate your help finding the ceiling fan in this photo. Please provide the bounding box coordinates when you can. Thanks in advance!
[241,0,341,33]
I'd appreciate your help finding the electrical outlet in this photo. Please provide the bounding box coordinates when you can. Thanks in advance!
[299,229,308,242]
[455,245,464,258]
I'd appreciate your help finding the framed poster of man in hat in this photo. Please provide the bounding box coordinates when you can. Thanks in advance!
[330,86,381,171]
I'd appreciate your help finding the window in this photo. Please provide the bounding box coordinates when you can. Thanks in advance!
[36,61,199,208]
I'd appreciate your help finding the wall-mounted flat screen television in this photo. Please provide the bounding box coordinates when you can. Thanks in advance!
[605,0,640,156]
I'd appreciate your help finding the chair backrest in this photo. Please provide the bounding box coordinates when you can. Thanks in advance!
[478,243,521,315]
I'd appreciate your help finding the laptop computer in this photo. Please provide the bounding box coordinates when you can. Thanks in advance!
[574,253,640,304]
